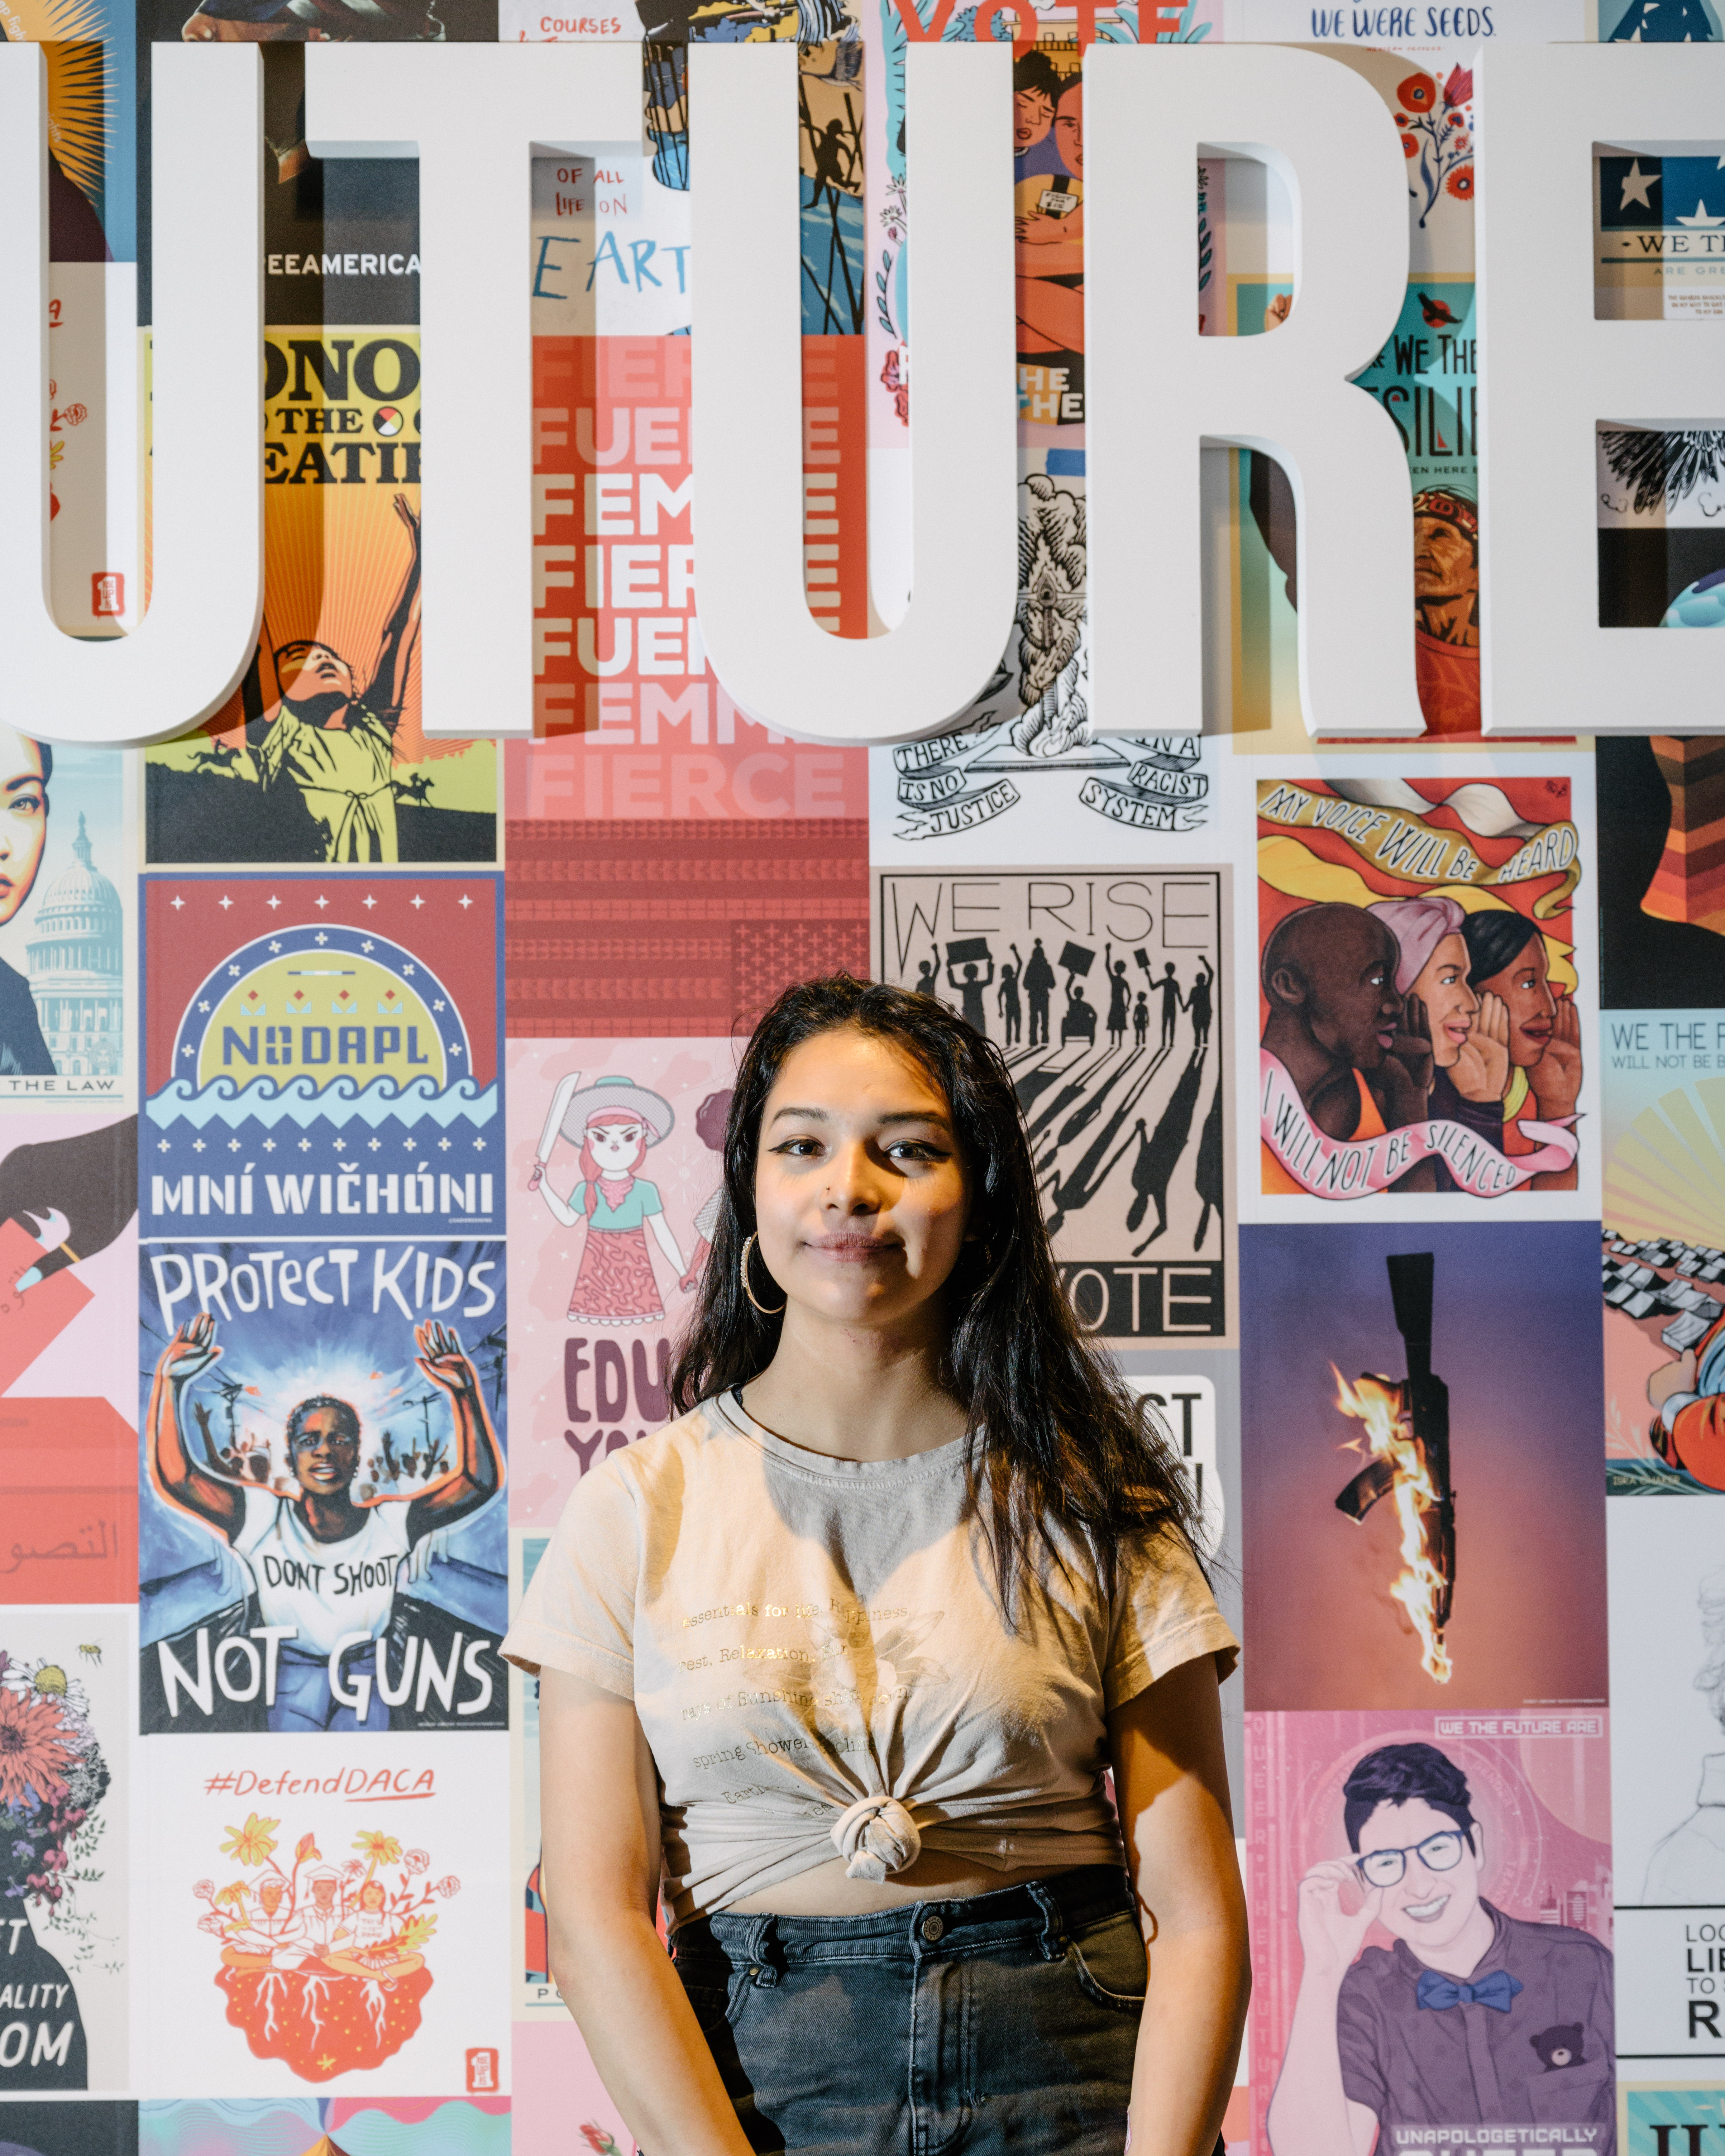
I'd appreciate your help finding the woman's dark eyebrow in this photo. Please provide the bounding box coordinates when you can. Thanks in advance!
[766,1106,952,1129]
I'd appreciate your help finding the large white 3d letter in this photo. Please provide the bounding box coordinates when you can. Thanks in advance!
[689,41,1018,745]
[1086,44,1420,737]
[0,43,262,749]
[1476,45,1725,735]
[306,43,641,739]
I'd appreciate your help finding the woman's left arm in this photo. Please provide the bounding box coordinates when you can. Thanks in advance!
[1107,1651,1251,2156]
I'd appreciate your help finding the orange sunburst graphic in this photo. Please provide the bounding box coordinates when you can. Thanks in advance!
[4,4,111,214]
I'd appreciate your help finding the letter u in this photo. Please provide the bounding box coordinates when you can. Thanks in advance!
[0,43,263,745]
[687,41,1017,745]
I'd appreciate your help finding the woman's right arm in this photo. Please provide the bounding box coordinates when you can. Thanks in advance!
[539,1665,759,2156]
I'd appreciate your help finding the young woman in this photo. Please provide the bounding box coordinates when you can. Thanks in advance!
[506,976,1247,2156]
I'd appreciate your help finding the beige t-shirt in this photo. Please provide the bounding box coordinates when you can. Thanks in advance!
[503,1393,1238,1927]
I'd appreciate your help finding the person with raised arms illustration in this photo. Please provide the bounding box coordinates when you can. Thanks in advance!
[147,1313,502,1732]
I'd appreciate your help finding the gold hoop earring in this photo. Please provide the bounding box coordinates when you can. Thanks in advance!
[740,1232,785,1316]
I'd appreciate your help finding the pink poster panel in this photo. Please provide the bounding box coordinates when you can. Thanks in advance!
[1247,1710,1613,2155]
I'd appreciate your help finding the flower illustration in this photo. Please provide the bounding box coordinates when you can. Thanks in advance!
[433,1875,462,1899]
[1396,66,1474,228]
[353,1829,403,1869]
[0,1686,75,1809]
[194,1878,215,1899]
[219,1813,280,1868]
[405,1848,430,1875]
[197,1911,227,1936]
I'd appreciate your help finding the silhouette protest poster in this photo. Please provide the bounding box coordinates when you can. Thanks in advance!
[0,1607,130,2090]
[140,876,501,1244]
[139,1736,508,2092]
[1257,774,1592,1203]
[138,1238,507,1735]
[507,1037,737,1530]
[873,867,1229,1343]
[1241,1221,1606,1712]
[1248,1709,1614,2154]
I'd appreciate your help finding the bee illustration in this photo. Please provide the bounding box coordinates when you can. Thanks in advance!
[77,1643,102,1665]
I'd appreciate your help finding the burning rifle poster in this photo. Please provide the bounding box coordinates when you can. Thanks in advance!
[138,1736,509,2093]
[1609,1493,1725,2074]
[1240,1222,1608,1712]
[139,2097,508,2156]
[137,1239,508,1735]
[140,876,501,1244]
[1599,1007,1725,1496]
[1246,1709,1615,2156]
[0,1606,132,2092]
[1255,772,1595,1209]
[872,867,1231,1344]
[507,1038,738,1531]
[868,459,1218,861]
[143,329,496,869]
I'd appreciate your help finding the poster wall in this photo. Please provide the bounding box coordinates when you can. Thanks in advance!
[0,4,1708,2148]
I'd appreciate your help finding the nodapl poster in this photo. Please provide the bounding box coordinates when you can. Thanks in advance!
[143,328,496,869]
[141,876,501,1243]
[506,1037,735,1531]
[0,1607,131,2092]
[0,742,133,1109]
[1256,774,1591,1204]
[140,2097,508,2156]
[1611,1496,1725,2075]
[1247,1708,1615,2155]
[137,1238,507,1735]
[874,867,1230,1344]
[1601,1008,1725,1495]
[138,1736,508,2094]
[1241,1222,1607,1712]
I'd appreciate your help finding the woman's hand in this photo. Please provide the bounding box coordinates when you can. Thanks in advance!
[1293,1858,1382,1987]
[1452,991,1510,1102]
[1531,995,1583,1120]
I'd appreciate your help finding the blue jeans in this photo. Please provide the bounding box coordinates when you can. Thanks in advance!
[670,1865,1151,2156]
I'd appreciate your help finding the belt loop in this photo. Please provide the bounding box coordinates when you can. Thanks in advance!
[742,1914,779,1985]
[1026,1878,1068,1962]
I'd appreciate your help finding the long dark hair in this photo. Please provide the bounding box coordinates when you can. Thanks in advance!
[668,975,1203,1614]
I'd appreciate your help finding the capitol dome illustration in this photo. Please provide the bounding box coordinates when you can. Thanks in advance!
[26,812,123,1078]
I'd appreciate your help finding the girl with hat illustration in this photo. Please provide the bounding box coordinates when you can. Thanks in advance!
[530,1072,689,1326]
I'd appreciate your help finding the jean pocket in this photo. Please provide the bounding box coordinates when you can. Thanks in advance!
[1066,1908,1148,2012]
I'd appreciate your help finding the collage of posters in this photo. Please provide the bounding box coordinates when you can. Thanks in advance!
[0,0,1711,2151]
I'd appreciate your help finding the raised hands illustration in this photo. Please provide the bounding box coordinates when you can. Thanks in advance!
[158,1311,222,1386]
[1531,994,1583,1121]
[415,1320,477,1398]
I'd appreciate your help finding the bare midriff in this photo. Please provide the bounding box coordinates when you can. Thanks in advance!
[724,1849,1090,1917]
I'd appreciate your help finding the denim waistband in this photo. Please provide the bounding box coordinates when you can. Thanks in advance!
[674,1863,1134,1967]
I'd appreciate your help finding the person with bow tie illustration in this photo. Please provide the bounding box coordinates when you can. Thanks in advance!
[1267,1742,1614,2156]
